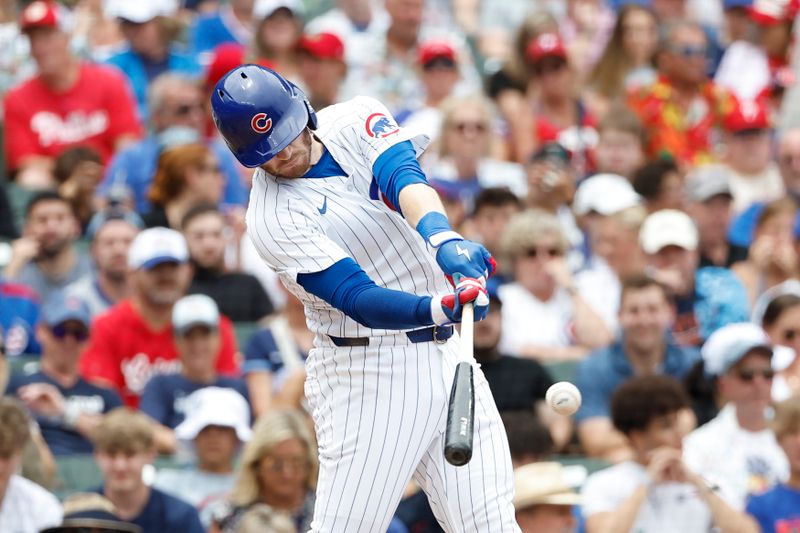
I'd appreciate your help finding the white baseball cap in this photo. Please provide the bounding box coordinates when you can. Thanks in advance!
[639,209,699,254]
[173,294,220,334]
[254,0,304,19]
[702,323,773,376]
[106,0,178,22]
[573,173,642,216]
[175,387,252,442]
[127,227,188,270]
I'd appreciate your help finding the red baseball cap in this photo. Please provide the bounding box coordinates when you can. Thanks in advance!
[724,99,771,133]
[298,32,345,62]
[418,39,457,66]
[205,43,246,89]
[20,0,71,33]
[526,33,567,63]
[749,0,798,25]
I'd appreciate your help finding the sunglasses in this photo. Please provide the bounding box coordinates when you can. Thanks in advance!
[782,328,800,342]
[669,44,707,59]
[524,247,562,259]
[174,103,204,117]
[735,368,775,382]
[51,324,89,342]
[452,121,487,134]
[259,456,310,473]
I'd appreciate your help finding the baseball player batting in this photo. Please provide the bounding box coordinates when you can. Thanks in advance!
[211,65,520,533]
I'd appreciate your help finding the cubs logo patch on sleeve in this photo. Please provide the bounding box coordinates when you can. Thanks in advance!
[365,113,400,138]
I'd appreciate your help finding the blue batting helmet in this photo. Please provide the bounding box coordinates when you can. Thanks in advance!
[210,64,318,168]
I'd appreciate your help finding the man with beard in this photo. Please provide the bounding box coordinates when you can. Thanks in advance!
[65,207,144,318]
[79,228,240,409]
[3,191,92,305]
[182,204,273,322]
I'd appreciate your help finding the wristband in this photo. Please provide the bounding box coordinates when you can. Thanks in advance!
[416,212,462,248]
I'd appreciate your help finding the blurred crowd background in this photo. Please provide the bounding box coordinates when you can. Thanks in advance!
[1,0,800,531]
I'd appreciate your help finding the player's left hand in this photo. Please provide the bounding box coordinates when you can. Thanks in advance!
[431,278,490,325]
[436,239,496,286]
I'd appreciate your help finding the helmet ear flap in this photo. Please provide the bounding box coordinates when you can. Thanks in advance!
[305,99,318,130]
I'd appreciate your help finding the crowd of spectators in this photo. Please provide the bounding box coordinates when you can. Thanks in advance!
[2,0,800,531]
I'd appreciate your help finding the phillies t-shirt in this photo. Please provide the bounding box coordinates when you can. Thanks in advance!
[3,62,142,171]
[79,300,240,408]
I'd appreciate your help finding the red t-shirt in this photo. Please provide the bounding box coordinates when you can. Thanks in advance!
[3,62,142,171]
[79,300,241,408]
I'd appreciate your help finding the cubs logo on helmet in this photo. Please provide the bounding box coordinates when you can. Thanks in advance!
[251,113,273,134]
[365,113,399,138]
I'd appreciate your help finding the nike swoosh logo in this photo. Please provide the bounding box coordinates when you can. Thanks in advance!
[318,196,327,215]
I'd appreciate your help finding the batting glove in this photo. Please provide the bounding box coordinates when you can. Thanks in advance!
[435,238,497,287]
[431,278,491,326]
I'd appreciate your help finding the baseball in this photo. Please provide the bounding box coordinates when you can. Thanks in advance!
[546,381,582,416]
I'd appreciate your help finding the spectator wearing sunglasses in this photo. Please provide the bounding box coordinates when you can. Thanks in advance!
[683,323,789,510]
[98,74,248,215]
[628,19,736,167]
[6,292,123,456]
[497,209,612,362]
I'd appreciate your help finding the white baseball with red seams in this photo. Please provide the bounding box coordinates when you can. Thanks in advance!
[546,381,583,416]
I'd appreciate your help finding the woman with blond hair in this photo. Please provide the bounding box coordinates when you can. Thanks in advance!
[584,4,659,117]
[144,143,225,229]
[210,410,317,533]
[424,95,526,199]
[498,209,612,361]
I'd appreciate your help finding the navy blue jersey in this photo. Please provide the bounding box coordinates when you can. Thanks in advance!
[98,487,204,533]
[139,373,250,429]
[7,371,122,455]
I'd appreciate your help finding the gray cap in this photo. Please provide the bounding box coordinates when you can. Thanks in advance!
[686,165,733,203]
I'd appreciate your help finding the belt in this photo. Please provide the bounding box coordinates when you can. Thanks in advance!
[328,325,454,347]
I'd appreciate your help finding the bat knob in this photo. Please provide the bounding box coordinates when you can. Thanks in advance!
[445,446,472,467]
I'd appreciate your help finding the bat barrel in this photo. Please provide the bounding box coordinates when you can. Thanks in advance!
[444,361,474,466]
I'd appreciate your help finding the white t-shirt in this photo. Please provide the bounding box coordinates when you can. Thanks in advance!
[581,461,714,533]
[575,257,620,333]
[683,404,789,510]
[726,163,785,214]
[0,475,62,533]
[498,282,575,354]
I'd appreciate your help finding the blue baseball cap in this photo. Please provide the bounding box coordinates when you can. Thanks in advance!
[724,0,752,9]
[41,292,91,328]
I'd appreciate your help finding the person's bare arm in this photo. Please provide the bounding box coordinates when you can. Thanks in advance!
[578,417,633,462]
[398,183,447,229]
[273,369,306,410]
[684,470,760,533]
[152,423,177,455]
[536,401,572,451]
[245,371,274,419]
[585,485,648,533]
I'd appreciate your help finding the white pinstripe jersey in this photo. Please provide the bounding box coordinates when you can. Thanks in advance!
[246,96,451,338]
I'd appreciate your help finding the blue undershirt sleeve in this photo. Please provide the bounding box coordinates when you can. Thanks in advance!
[297,258,434,330]
[372,141,429,214]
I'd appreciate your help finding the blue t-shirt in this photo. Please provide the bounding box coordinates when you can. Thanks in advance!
[105,48,201,122]
[575,336,700,423]
[7,371,122,455]
[746,484,800,533]
[671,267,749,346]
[139,374,250,429]
[729,202,800,248]
[243,329,308,392]
[189,11,242,57]
[0,280,41,356]
[99,487,204,533]
[99,137,247,213]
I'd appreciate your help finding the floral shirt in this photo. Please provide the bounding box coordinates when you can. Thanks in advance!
[628,75,736,166]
